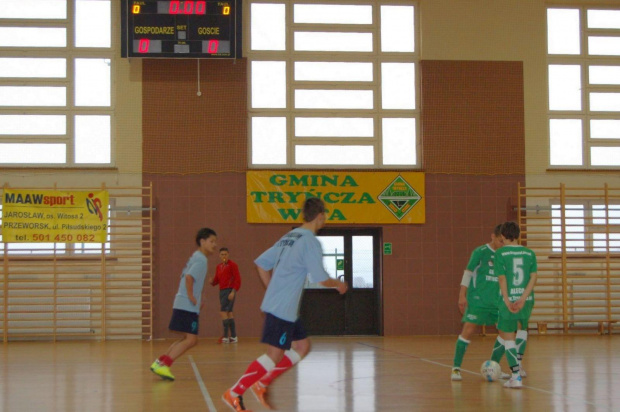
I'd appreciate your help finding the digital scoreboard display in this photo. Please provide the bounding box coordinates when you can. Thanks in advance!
[121,0,240,58]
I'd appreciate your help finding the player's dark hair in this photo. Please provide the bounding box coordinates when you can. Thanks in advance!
[500,221,520,241]
[303,197,326,222]
[219,247,229,252]
[195,228,217,246]
[493,224,502,236]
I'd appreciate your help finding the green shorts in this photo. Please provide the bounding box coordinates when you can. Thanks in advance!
[497,315,529,333]
[462,306,498,326]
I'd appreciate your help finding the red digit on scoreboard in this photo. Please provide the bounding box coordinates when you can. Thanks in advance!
[208,40,219,53]
[196,1,206,14]
[169,1,180,14]
[138,39,150,53]
[184,1,194,14]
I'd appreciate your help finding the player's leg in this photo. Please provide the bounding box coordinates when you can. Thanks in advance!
[490,335,505,363]
[219,289,231,343]
[491,335,511,379]
[223,313,292,411]
[484,308,509,379]
[219,311,230,343]
[515,320,528,377]
[228,293,238,342]
[166,332,198,360]
[452,304,483,381]
[151,309,199,381]
[497,318,521,389]
[251,319,310,409]
[228,312,238,342]
[150,337,183,379]
[451,321,476,381]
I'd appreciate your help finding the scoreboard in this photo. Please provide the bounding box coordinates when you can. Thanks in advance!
[121,0,241,58]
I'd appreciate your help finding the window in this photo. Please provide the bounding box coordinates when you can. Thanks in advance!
[547,7,620,168]
[248,1,419,168]
[0,0,113,167]
[552,203,620,253]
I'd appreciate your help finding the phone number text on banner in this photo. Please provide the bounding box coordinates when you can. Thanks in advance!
[2,189,109,243]
[247,171,425,224]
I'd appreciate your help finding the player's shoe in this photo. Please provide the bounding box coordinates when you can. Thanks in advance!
[451,368,462,381]
[519,366,527,378]
[151,364,175,381]
[500,371,511,380]
[229,336,238,343]
[222,389,251,411]
[503,374,522,389]
[150,360,161,371]
[251,382,272,409]
[219,336,230,344]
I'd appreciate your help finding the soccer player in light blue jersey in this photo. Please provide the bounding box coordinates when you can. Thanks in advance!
[222,198,348,411]
[150,227,218,381]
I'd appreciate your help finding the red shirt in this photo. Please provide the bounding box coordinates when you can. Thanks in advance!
[212,259,241,291]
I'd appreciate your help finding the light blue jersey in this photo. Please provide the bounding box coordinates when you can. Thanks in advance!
[173,250,208,314]
[255,228,330,322]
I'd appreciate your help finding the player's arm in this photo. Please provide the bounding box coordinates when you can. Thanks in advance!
[306,239,347,294]
[232,262,241,291]
[185,274,197,306]
[497,274,515,312]
[320,277,348,294]
[228,263,241,300]
[200,281,209,311]
[209,267,220,286]
[513,272,537,311]
[458,270,473,313]
[256,264,272,288]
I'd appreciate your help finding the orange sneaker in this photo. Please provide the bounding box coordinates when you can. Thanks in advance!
[250,382,272,409]
[222,389,252,411]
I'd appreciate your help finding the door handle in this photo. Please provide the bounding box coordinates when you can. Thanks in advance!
[337,274,345,282]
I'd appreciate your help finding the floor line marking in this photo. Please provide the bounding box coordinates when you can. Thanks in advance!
[356,341,597,407]
[189,355,218,412]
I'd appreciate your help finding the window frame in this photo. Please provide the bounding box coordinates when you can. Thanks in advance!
[551,200,620,254]
[247,0,420,169]
[547,5,620,170]
[0,0,115,168]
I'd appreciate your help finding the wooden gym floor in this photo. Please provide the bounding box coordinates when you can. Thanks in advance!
[0,335,618,411]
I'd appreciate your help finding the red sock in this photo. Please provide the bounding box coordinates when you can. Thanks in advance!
[259,349,301,386]
[231,354,275,395]
[158,355,173,367]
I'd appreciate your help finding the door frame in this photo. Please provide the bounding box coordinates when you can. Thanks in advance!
[316,226,383,336]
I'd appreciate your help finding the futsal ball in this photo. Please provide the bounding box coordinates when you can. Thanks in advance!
[480,360,501,382]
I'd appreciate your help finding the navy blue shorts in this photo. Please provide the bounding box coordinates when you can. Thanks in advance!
[169,309,199,335]
[260,312,307,350]
[219,288,235,312]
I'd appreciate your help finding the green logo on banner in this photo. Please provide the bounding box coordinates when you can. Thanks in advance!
[378,176,421,221]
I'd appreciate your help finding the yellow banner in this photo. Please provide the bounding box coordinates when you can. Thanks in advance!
[2,189,109,243]
[247,171,425,224]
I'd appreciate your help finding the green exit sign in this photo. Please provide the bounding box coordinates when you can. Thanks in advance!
[336,259,344,270]
[383,242,392,255]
